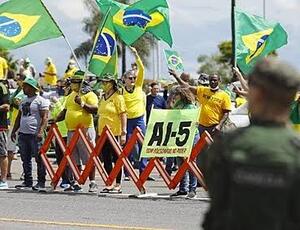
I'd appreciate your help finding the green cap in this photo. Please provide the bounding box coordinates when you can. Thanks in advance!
[71,70,85,82]
[99,73,117,82]
[23,77,39,90]
[249,57,300,90]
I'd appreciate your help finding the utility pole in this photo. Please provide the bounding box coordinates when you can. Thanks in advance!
[231,0,236,67]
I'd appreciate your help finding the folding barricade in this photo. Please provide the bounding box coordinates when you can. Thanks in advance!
[40,124,212,192]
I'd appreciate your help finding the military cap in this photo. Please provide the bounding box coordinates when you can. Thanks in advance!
[249,57,300,90]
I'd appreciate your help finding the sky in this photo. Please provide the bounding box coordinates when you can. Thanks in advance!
[1,0,299,80]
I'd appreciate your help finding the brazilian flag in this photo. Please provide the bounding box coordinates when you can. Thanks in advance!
[235,8,288,74]
[96,0,173,47]
[88,16,118,78]
[0,0,62,50]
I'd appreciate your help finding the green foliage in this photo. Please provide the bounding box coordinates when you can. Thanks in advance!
[217,41,232,63]
[0,47,16,71]
[197,54,232,84]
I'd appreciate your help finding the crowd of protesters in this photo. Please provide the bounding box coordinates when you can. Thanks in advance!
[0,53,299,202]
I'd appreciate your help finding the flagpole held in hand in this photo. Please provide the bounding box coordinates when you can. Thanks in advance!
[39,0,82,70]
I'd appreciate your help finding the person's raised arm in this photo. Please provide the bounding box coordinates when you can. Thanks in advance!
[130,47,144,87]
[168,69,198,95]
[233,67,248,92]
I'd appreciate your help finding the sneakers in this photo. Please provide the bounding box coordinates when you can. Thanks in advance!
[59,180,70,189]
[0,181,8,189]
[124,176,130,181]
[32,183,46,192]
[88,182,98,193]
[15,182,32,190]
[64,184,82,192]
[170,190,188,197]
[187,191,197,199]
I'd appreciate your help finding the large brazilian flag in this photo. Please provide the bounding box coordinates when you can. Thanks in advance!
[235,8,288,74]
[96,0,173,47]
[0,0,62,50]
[88,16,118,78]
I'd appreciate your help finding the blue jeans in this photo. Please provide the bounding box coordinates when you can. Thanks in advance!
[165,157,176,176]
[125,115,148,175]
[18,133,46,186]
[178,133,200,193]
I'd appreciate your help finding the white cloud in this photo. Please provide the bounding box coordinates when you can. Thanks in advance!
[45,0,89,20]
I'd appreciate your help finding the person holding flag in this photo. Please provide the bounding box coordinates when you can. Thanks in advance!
[91,74,127,193]
[122,47,153,181]
[53,70,98,193]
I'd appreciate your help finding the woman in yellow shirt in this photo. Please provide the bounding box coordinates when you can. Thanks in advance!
[122,47,151,180]
[96,74,127,193]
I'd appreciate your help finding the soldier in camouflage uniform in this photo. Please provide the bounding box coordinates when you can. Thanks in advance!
[202,58,300,230]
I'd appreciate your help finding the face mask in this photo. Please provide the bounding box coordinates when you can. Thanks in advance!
[69,64,75,68]
[71,83,80,92]
[210,86,219,91]
[102,82,113,93]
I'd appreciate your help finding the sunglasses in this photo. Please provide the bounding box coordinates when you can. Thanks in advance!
[127,77,136,81]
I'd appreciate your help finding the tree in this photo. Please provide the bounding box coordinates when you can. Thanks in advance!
[197,54,232,84]
[75,0,154,72]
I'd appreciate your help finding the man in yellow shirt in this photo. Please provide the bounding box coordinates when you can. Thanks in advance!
[122,47,152,180]
[0,56,8,80]
[170,70,232,137]
[55,70,98,192]
[42,57,57,87]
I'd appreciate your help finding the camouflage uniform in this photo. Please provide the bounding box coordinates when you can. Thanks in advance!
[203,58,300,230]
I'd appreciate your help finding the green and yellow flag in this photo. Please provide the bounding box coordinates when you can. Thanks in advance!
[96,0,173,47]
[235,8,288,74]
[0,0,63,50]
[88,15,118,78]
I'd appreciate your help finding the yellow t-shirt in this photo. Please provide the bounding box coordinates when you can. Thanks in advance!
[98,93,126,136]
[44,63,57,86]
[123,56,145,119]
[0,57,8,80]
[65,91,98,131]
[63,67,78,79]
[236,96,247,107]
[197,86,232,126]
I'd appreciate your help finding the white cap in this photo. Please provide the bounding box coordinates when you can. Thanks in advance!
[25,57,30,63]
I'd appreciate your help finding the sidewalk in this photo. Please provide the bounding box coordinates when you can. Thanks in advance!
[4,156,209,201]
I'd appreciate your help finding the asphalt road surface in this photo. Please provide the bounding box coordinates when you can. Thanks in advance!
[0,158,210,230]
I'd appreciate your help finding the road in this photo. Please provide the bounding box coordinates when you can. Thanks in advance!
[0,157,209,230]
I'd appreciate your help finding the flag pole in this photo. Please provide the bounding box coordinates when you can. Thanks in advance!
[40,0,82,69]
[231,0,236,67]
[87,7,112,70]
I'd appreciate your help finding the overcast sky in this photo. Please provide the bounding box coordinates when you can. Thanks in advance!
[2,0,299,80]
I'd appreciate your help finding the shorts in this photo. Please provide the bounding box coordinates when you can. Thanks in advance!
[67,128,96,165]
[7,126,19,153]
[0,131,8,157]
